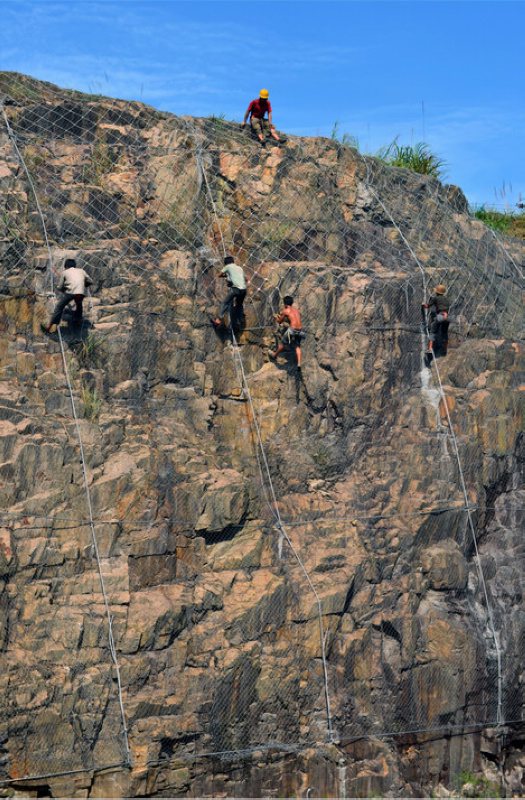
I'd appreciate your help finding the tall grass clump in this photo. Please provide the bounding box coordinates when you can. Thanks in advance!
[377,139,447,179]
[81,384,102,421]
[330,122,360,150]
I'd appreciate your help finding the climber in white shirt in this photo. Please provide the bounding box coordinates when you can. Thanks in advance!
[41,258,93,332]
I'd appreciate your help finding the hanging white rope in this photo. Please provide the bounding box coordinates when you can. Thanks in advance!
[0,77,521,787]
[361,154,504,727]
[193,124,334,743]
[1,106,132,767]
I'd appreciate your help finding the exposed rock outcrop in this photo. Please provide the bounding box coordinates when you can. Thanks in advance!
[0,73,523,798]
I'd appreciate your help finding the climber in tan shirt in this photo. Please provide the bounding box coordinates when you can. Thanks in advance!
[41,258,93,332]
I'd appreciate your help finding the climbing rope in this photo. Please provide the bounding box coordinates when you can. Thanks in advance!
[193,123,334,742]
[426,343,504,725]
[0,75,522,788]
[361,154,505,727]
[1,107,132,767]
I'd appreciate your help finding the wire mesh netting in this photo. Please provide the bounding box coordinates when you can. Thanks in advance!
[0,72,523,793]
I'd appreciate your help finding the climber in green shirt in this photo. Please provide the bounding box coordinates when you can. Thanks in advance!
[212,256,247,330]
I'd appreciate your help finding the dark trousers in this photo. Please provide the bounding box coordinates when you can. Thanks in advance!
[219,287,246,327]
[50,293,84,326]
[429,313,449,343]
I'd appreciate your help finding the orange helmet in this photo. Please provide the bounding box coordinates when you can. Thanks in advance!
[259,89,269,99]
[435,285,446,295]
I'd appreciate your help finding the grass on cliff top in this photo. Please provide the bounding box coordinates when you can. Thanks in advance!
[332,123,525,239]
[471,205,525,239]
[376,140,447,180]
[331,125,448,180]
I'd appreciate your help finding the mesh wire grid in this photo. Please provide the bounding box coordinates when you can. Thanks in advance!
[0,72,523,788]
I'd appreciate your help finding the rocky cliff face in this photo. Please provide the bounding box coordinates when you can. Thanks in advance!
[0,73,523,798]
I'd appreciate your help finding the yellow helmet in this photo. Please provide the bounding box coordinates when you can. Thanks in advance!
[260,89,269,99]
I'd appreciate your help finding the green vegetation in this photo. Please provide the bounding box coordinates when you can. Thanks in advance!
[376,140,447,179]
[206,113,236,144]
[208,112,226,126]
[66,335,103,420]
[67,355,78,384]
[81,384,102,421]
[332,122,524,235]
[331,123,447,179]
[78,332,103,366]
[455,770,502,798]
[310,443,332,476]
[1,212,23,241]
[331,121,360,149]
[0,77,40,103]
[23,146,47,171]
[472,205,525,238]
[117,218,138,236]
[261,220,295,246]
[81,143,118,185]
[69,334,104,379]
[68,89,106,102]
[473,206,513,233]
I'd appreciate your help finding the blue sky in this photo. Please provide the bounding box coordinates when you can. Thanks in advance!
[0,0,523,208]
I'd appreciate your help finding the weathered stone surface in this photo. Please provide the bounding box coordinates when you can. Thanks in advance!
[0,72,522,799]
[421,539,468,590]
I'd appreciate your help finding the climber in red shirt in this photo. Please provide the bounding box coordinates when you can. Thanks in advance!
[242,89,280,144]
